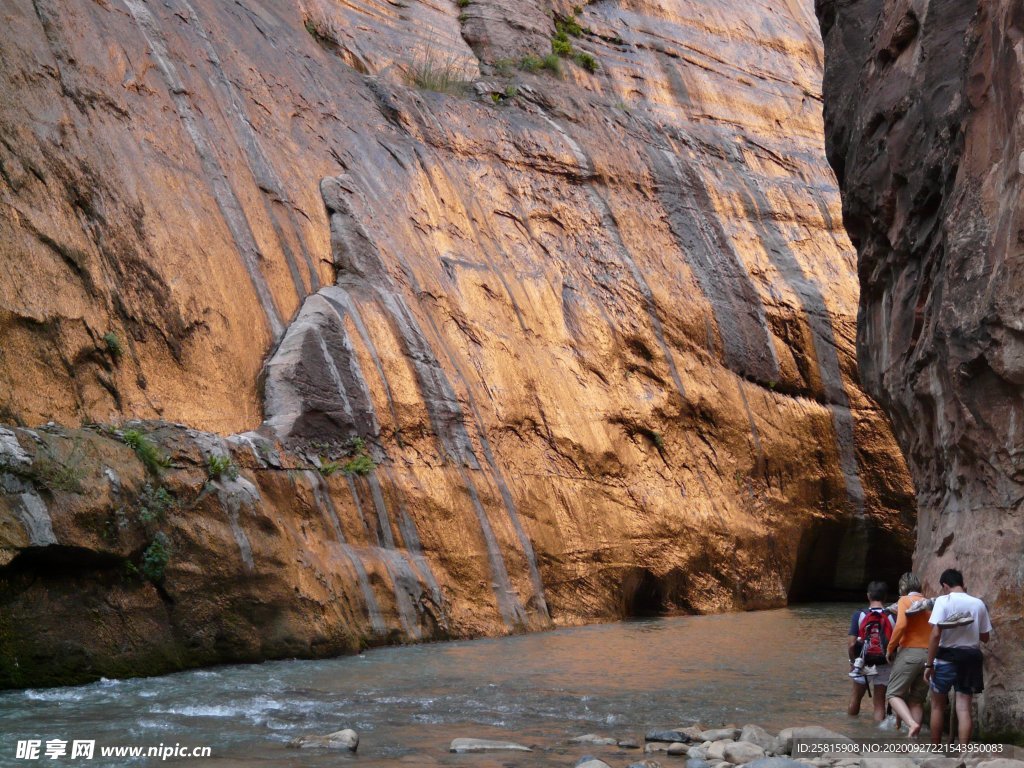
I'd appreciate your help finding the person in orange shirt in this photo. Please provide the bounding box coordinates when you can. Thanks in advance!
[885,572,933,737]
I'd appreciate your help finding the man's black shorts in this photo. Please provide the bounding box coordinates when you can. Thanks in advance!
[933,647,984,695]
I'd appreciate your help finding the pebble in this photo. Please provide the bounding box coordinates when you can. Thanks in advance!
[286,728,359,751]
[745,759,808,768]
[703,728,742,742]
[708,739,733,761]
[741,725,777,752]
[724,741,768,765]
[449,738,532,753]
[860,759,916,768]
[571,734,619,746]
[920,759,963,768]
[648,729,693,743]
[772,727,853,756]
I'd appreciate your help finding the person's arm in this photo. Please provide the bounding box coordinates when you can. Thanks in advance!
[924,623,942,682]
[888,600,908,659]
[848,635,859,662]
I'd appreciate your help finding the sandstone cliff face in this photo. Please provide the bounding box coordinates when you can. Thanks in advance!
[1,0,913,686]
[816,0,1024,736]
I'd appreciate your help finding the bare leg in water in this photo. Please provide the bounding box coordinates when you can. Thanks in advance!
[888,695,923,737]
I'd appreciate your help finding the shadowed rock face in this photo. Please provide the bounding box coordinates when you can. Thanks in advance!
[1,0,913,686]
[816,0,1024,736]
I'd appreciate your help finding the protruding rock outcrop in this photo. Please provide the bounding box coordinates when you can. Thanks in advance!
[816,0,1024,737]
[2,0,913,685]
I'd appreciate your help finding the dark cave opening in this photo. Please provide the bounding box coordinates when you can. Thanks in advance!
[622,568,669,616]
[788,516,913,603]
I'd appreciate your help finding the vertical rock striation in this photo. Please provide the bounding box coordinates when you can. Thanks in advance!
[2,0,914,686]
[816,0,1024,735]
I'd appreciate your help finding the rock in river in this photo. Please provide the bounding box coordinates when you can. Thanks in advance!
[449,738,532,753]
[287,728,358,751]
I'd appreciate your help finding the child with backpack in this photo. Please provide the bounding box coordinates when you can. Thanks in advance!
[847,581,896,721]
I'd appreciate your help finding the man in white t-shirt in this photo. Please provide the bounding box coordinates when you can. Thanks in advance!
[924,568,992,744]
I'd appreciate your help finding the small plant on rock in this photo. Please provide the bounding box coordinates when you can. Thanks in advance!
[206,453,238,481]
[518,55,544,73]
[121,428,170,474]
[137,483,175,524]
[573,51,599,72]
[341,436,376,477]
[404,48,473,95]
[103,331,124,360]
[318,459,341,477]
[140,532,171,584]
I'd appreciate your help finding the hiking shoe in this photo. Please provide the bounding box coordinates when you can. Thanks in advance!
[862,665,879,676]
[906,598,933,615]
[938,611,974,628]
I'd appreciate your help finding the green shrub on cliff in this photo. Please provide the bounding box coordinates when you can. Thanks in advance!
[206,453,238,481]
[121,428,170,474]
[102,331,123,360]
[137,484,175,524]
[140,533,171,584]
[405,51,473,95]
[340,436,375,476]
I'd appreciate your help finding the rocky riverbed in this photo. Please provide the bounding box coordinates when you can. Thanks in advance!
[286,721,1024,767]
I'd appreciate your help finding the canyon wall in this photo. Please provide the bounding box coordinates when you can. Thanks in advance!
[816,0,1024,737]
[1,0,913,686]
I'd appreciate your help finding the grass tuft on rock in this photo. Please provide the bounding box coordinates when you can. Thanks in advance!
[206,453,238,481]
[404,50,473,95]
[122,428,170,474]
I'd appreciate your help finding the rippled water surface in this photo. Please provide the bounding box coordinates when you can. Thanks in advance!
[1,604,895,766]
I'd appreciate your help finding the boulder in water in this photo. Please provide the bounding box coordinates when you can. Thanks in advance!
[619,739,642,749]
[287,728,358,751]
[707,740,733,761]
[571,734,619,746]
[449,738,532,753]
[688,759,712,768]
[576,759,612,768]
[740,725,776,751]
[668,742,690,755]
[744,757,807,768]
[702,728,741,742]
[770,727,852,756]
[724,740,767,764]
[859,759,916,768]
[647,729,692,743]
[629,761,663,768]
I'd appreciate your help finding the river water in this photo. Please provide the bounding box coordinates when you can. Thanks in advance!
[1,604,897,766]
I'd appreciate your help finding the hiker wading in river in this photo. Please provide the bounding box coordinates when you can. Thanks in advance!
[885,572,932,737]
[924,569,992,744]
[848,581,895,721]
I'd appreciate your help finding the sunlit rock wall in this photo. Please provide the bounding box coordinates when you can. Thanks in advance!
[1,0,913,686]
[816,0,1024,736]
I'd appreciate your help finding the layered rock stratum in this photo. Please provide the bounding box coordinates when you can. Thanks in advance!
[816,0,1024,737]
[1,0,913,686]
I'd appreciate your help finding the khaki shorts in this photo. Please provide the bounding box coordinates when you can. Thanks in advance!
[887,647,930,703]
